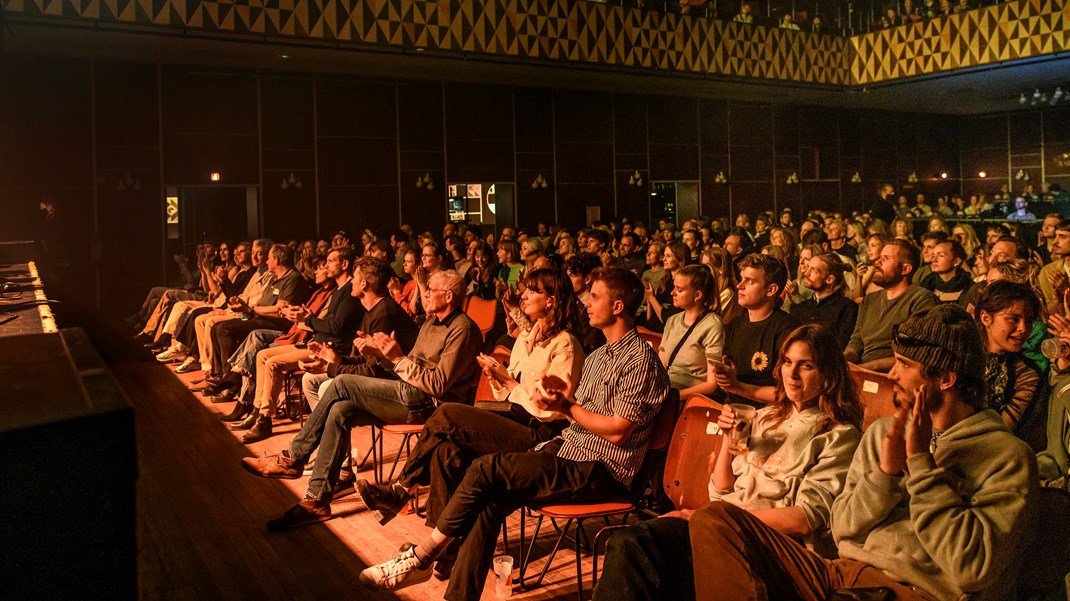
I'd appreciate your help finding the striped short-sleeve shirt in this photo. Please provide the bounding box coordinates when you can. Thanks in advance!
[556,328,670,488]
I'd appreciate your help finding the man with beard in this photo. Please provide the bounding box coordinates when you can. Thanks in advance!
[788,252,858,350]
[844,240,936,372]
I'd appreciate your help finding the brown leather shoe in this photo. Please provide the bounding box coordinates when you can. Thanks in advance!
[241,415,273,444]
[241,453,302,479]
[266,498,332,531]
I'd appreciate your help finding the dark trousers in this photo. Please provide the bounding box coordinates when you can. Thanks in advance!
[398,403,564,527]
[593,517,695,601]
[210,315,289,376]
[437,441,629,601]
[688,502,926,601]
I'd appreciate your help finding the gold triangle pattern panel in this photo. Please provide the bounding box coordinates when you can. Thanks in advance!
[851,0,1070,84]
[3,0,1066,86]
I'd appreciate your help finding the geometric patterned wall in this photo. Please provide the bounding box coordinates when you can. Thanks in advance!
[851,0,1070,84]
[2,0,849,84]
[2,0,1066,86]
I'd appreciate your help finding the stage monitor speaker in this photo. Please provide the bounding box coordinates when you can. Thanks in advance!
[0,328,136,601]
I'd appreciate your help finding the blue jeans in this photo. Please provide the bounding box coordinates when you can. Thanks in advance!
[288,373,436,500]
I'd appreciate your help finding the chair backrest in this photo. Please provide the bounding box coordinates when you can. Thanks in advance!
[849,364,897,432]
[662,394,724,511]
[464,295,497,337]
[472,345,512,402]
[635,326,662,351]
[648,388,681,453]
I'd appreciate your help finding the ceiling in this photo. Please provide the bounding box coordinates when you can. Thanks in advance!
[3,19,1069,116]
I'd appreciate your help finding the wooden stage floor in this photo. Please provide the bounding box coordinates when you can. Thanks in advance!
[107,331,609,601]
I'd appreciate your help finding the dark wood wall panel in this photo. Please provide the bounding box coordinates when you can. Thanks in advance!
[321,185,399,236]
[557,183,615,227]
[94,62,162,306]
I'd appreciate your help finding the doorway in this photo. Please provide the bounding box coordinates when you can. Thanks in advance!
[163,185,258,283]
[447,183,515,236]
[650,181,699,228]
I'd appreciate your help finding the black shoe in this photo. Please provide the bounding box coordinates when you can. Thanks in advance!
[134,332,153,344]
[230,409,260,431]
[354,479,411,525]
[433,539,462,580]
[241,415,273,444]
[220,402,252,422]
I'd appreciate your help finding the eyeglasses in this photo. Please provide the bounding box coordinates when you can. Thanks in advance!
[891,323,948,353]
[423,288,449,296]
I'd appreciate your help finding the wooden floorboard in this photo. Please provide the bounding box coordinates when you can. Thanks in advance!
[91,322,600,601]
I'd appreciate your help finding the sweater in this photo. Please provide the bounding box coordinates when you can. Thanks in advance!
[388,308,483,405]
[831,409,1037,601]
[710,406,861,537]
[789,292,858,351]
[846,285,936,364]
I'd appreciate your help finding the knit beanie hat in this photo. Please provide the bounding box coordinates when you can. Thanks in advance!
[891,304,983,374]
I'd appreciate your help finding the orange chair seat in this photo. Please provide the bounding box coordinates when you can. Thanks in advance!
[381,424,423,435]
[532,502,633,519]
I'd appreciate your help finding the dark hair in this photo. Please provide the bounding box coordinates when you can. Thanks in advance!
[920,231,949,244]
[801,228,829,247]
[354,256,393,296]
[566,252,603,278]
[676,264,720,313]
[937,240,967,265]
[422,241,455,270]
[587,228,611,250]
[738,253,789,296]
[975,280,1040,326]
[521,268,579,340]
[592,267,644,317]
[726,227,754,252]
[329,246,356,272]
[763,324,863,431]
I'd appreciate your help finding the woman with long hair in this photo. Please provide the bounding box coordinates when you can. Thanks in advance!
[659,264,725,401]
[642,241,688,331]
[769,226,799,278]
[594,324,863,601]
[891,218,914,242]
[520,237,546,271]
[975,281,1047,451]
[702,246,741,324]
[464,241,499,301]
[952,223,981,268]
[354,268,586,536]
[556,235,577,262]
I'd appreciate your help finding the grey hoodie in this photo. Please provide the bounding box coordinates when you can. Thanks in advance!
[831,408,1037,601]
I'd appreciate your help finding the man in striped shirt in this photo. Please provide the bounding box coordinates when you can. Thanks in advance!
[359,267,671,598]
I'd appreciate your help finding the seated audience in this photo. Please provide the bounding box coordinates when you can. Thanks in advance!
[845,240,936,372]
[354,268,583,560]
[688,304,1037,601]
[658,264,725,401]
[594,324,863,601]
[710,253,800,406]
[357,268,670,597]
[789,253,857,350]
[919,239,972,303]
[241,269,481,530]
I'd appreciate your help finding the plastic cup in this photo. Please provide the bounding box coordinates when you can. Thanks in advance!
[492,554,514,598]
[728,403,757,454]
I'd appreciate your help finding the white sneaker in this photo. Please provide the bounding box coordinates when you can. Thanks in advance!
[359,545,432,591]
[175,357,197,373]
[156,347,181,363]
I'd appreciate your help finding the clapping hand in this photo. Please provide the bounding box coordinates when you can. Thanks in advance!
[369,331,403,362]
[531,373,575,414]
[476,353,510,384]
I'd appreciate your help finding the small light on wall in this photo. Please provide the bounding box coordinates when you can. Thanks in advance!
[531,174,549,189]
[714,171,728,184]
[210,172,221,182]
[785,172,799,185]
[850,172,862,183]
[907,171,919,183]
[940,172,948,179]
[416,173,434,190]
[628,170,644,187]
[978,171,987,178]
[281,173,303,190]
[1014,169,1031,182]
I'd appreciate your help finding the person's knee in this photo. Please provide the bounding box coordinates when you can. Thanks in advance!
[605,522,646,560]
[690,501,738,536]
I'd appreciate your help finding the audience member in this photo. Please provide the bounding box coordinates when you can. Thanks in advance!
[789,253,858,349]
